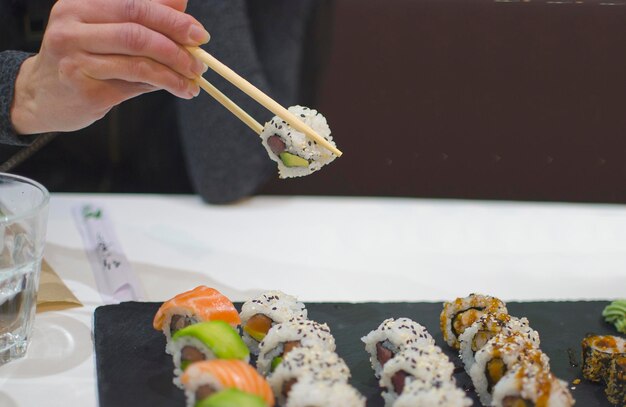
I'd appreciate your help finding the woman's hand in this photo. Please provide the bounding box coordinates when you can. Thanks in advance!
[11,0,209,134]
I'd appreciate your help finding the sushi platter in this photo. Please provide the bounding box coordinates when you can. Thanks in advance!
[94,298,619,406]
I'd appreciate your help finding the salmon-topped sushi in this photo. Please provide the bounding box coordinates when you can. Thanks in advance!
[153,286,241,354]
[181,359,275,407]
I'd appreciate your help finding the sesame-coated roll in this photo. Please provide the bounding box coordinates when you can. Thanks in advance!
[581,334,626,383]
[257,319,335,376]
[440,293,508,350]
[285,378,366,407]
[394,379,473,407]
[361,317,435,378]
[240,291,307,355]
[606,355,626,406]
[459,313,539,373]
[268,347,350,406]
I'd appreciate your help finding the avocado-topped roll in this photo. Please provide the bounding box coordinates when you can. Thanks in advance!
[260,105,337,178]
[361,317,435,378]
[171,321,250,385]
[379,345,456,406]
[240,291,307,355]
[459,313,539,373]
[606,355,625,406]
[285,378,366,407]
[257,319,335,376]
[469,331,549,406]
[181,360,274,407]
[581,334,626,383]
[440,293,508,349]
[394,379,472,407]
[195,388,268,407]
[492,360,574,407]
[268,347,350,406]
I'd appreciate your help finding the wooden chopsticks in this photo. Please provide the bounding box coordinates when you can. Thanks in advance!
[187,46,343,157]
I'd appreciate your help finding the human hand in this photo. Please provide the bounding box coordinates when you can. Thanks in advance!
[11,0,209,135]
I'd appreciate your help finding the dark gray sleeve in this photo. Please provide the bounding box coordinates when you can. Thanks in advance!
[176,0,313,204]
[0,50,39,146]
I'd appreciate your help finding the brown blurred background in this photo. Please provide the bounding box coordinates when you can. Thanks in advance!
[263,0,626,203]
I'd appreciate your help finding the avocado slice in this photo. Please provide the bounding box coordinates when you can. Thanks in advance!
[279,152,309,168]
[195,389,267,407]
[270,356,283,372]
[173,321,250,362]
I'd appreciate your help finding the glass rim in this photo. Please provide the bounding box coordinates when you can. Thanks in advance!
[0,172,50,223]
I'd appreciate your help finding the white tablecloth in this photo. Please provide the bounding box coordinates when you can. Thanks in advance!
[1,193,625,406]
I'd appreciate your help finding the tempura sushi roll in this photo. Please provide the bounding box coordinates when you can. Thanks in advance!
[260,105,337,178]
[361,317,435,378]
[153,286,241,354]
[394,379,472,407]
[491,361,574,407]
[240,291,307,354]
[459,313,539,373]
[469,331,549,405]
[606,355,625,406]
[440,293,508,349]
[285,378,366,407]
[268,347,350,405]
[379,345,455,406]
[257,319,335,376]
[195,388,268,407]
[581,334,626,383]
[171,321,250,384]
[181,359,274,407]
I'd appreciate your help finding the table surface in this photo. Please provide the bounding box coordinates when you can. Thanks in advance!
[1,193,625,406]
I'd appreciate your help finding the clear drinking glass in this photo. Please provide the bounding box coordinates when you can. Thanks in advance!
[0,173,49,365]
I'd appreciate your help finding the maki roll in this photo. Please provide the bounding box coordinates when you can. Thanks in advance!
[459,313,539,373]
[195,388,268,407]
[268,347,350,405]
[153,286,241,354]
[440,293,508,349]
[257,319,335,376]
[469,331,549,405]
[581,334,626,383]
[285,378,366,407]
[491,361,574,407]
[379,345,456,406]
[181,359,274,407]
[260,105,337,178]
[361,317,435,378]
[171,321,250,383]
[240,291,307,354]
[606,355,625,406]
[394,380,472,407]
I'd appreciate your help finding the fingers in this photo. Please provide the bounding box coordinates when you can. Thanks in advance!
[58,0,209,45]
[150,0,188,13]
[77,23,207,79]
[78,53,200,99]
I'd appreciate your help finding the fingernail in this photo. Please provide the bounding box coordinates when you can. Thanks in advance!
[192,60,208,76]
[190,84,200,97]
[189,25,210,44]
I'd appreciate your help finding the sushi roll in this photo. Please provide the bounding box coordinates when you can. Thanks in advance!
[379,345,455,406]
[459,313,539,373]
[440,293,508,349]
[171,321,250,383]
[153,286,241,354]
[491,361,574,407]
[257,319,335,376]
[394,379,472,407]
[195,388,268,407]
[268,347,350,405]
[581,334,626,383]
[361,317,435,378]
[240,291,307,354]
[469,331,549,405]
[181,359,274,407]
[606,355,625,406]
[260,105,337,178]
[284,378,366,407]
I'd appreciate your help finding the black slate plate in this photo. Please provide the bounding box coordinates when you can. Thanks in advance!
[94,301,618,407]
